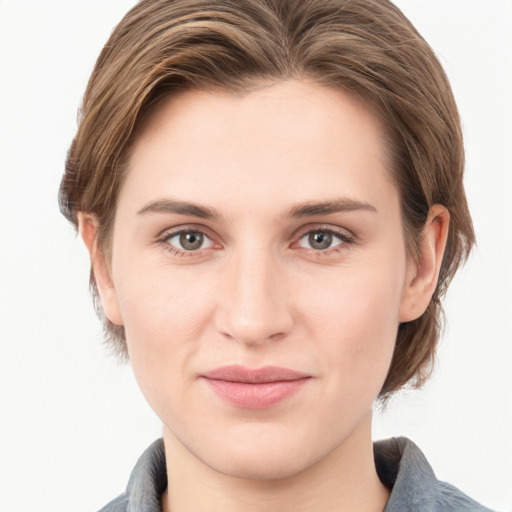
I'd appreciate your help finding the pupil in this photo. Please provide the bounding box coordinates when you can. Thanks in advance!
[309,231,332,250]
[180,232,203,250]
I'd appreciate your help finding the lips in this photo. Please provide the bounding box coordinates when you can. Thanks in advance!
[201,365,311,409]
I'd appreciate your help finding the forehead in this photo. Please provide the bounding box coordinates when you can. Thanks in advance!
[121,80,398,219]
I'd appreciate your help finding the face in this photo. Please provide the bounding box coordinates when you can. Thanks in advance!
[93,80,421,479]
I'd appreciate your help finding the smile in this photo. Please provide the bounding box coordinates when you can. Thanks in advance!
[201,365,311,409]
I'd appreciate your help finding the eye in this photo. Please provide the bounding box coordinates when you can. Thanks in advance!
[296,229,350,251]
[164,230,214,252]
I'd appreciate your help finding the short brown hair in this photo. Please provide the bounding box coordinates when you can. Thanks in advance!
[60,0,475,396]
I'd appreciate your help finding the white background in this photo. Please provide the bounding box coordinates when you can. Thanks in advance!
[0,1,511,511]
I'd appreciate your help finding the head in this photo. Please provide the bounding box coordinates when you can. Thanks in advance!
[60,0,474,401]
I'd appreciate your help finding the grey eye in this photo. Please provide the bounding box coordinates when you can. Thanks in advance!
[298,230,344,251]
[180,232,204,250]
[166,231,213,251]
[308,231,333,250]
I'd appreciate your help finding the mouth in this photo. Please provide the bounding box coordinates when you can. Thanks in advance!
[201,365,311,409]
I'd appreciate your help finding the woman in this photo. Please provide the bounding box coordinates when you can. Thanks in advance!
[59,0,495,510]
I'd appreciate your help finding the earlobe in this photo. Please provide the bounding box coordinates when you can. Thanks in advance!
[399,205,450,323]
[77,213,124,326]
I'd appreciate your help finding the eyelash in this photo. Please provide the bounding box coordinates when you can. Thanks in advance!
[293,227,355,255]
[156,225,355,258]
[157,228,218,258]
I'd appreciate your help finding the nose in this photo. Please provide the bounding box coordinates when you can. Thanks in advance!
[214,246,294,346]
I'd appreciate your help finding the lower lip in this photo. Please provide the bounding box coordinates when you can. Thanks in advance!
[203,378,309,409]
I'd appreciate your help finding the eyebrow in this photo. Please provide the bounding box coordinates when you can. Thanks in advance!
[137,199,220,220]
[137,197,377,220]
[287,198,377,218]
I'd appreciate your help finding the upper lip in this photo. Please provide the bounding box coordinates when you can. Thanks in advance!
[202,365,310,383]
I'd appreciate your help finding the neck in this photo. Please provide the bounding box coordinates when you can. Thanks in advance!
[161,411,389,512]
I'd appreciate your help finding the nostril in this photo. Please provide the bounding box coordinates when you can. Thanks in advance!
[215,303,293,346]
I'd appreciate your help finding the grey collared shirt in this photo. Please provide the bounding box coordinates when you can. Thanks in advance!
[98,437,495,512]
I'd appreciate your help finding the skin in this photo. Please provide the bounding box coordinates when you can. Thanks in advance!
[80,80,449,512]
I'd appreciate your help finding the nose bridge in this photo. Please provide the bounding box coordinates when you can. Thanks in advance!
[217,241,292,345]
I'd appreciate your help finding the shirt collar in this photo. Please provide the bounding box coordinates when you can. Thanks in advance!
[123,437,491,512]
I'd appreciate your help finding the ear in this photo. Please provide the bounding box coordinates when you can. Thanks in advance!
[399,205,450,322]
[78,213,124,326]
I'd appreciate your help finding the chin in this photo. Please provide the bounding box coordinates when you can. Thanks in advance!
[191,424,333,482]
[209,446,313,481]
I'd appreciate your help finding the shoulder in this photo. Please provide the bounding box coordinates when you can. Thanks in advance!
[97,494,129,512]
[96,439,167,512]
[375,437,496,512]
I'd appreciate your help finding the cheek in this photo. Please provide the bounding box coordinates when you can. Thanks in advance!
[114,255,212,339]
[298,259,405,389]
[111,260,217,396]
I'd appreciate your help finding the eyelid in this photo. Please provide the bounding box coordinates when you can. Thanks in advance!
[155,222,218,239]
